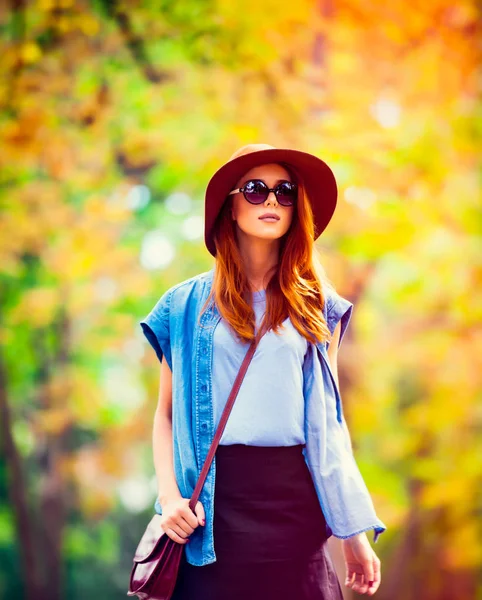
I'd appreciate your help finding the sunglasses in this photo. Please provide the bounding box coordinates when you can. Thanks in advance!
[228,179,298,206]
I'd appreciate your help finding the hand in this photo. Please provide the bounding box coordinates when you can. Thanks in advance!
[159,496,206,544]
[342,532,381,595]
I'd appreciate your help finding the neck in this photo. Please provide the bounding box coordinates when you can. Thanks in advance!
[235,232,279,291]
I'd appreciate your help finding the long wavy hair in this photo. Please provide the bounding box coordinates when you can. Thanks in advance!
[200,161,336,346]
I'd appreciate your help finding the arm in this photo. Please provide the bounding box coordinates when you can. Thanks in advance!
[327,323,381,593]
[153,355,182,506]
[141,290,206,541]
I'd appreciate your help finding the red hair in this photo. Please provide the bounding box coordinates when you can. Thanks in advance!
[200,162,334,345]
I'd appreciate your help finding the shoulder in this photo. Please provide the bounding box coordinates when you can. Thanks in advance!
[161,270,204,295]
[321,282,354,344]
[322,282,353,310]
[150,269,213,317]
[168,269,212,302]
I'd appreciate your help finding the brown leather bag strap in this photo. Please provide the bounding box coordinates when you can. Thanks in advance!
[188,319,269,512]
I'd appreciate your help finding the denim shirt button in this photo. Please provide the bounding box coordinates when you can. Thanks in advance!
[202,346,208,355]
[200,422,208,432]
[201,384,207,392]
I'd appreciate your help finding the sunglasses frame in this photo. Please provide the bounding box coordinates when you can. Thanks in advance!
[228,178,298,206]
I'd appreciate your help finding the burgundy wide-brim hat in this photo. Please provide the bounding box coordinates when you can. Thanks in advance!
[204,143,338,257]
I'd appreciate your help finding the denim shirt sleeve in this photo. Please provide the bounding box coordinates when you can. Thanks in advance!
[303,343,387,543]
[139,288,173,372]
[324,286,354,350]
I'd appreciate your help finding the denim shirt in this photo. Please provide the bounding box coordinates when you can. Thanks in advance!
[140,267,387,566]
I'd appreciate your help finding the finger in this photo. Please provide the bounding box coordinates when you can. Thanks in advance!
[367,558,381,595]
[356,564,372,594]
[182,504,201,530]
[165,527,190,544]
[364,559,375,588]
[349,553,374,595]
[355,578,369,594]
[356,569,380,596]
[367,580,381,596]
[162,514,194,540]
[345,571,357,589]
[174,517,197,537]
[351,573,366,594]
[194,501,206,526]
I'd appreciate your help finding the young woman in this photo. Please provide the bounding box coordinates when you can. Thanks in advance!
[140,143,386,599]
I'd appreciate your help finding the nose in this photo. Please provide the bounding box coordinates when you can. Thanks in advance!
[264,191,278,207]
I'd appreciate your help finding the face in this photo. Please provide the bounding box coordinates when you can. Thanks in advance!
[230,163,295,246]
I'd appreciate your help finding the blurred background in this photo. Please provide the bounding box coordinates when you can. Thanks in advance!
[0,1,481,599]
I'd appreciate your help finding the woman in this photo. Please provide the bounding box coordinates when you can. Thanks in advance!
[140,143,386,599]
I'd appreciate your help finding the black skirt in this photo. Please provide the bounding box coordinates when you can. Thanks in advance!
[171,443,344,600]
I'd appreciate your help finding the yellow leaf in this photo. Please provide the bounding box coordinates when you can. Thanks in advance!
[77,15,100,37]
[21,42,42,64]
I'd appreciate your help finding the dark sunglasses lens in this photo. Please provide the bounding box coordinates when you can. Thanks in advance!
[276,182,297,205]
[244,180,268,204]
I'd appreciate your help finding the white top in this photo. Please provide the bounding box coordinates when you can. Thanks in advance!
[211,289,308,446]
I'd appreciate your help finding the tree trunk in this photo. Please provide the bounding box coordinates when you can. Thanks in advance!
[0,355,43,599]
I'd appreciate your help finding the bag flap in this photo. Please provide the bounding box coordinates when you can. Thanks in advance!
[134,514,167,563]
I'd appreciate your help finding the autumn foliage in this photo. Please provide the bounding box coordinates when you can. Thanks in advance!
[0,1,480,599]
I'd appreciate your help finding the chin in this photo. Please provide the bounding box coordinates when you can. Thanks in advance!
[238,223,287,243]
[254,232,286,242]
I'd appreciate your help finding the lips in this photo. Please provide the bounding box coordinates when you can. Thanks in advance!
[259,213,280,221]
